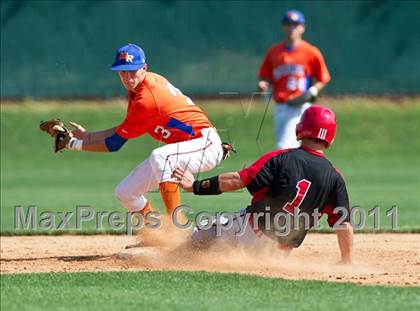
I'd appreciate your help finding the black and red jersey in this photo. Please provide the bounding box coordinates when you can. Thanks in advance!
[238,146,350,247]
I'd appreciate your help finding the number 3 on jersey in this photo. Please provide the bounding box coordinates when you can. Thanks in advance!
[283,179,312,215]
[154,125,171,139]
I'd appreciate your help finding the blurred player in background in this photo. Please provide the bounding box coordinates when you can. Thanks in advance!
[174,105,353,263]
[66,43,231,229]
[258,9,331,149]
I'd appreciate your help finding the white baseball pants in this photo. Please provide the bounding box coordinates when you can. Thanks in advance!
[274,103,311,149]
[115,128,223,212]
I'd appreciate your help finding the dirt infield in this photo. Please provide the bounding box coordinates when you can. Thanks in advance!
[1,233,419,286]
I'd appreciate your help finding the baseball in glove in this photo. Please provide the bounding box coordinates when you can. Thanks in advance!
[39,119,73,153]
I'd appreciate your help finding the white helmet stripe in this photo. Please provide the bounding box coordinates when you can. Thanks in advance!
[318,128,323,139]
[317,128,328,140]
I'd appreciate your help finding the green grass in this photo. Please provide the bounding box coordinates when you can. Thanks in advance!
[1,271,419,310]
[1,98,420,233]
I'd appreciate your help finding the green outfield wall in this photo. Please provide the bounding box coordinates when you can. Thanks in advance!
[1,0,419,98]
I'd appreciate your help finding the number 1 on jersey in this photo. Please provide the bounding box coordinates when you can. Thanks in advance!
[283,179,312,215]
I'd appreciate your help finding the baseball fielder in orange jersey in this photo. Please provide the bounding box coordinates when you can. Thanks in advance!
[65,43,226,228]
[258,9,331,149]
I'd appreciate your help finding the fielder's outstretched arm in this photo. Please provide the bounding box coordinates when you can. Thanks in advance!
[67,131,128,153]
[173,169,244,194]
[67,122,128,152]
[84,128,119,144]
[69,122,118,142]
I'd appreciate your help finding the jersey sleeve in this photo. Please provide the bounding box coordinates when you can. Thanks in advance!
[322,173,350,227]
[258,49,273,81]
[311,48,331,84]
[238,151,281,195]
[115,95,158,140]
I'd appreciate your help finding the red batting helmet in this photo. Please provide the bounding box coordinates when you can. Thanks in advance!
[296,105,337,147]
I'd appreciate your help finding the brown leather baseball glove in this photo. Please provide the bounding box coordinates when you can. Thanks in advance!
[39,119,73,153]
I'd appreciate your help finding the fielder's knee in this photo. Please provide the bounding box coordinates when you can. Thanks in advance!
[114,182,134,203]
[114,184,148,212]
[149,148,171,181]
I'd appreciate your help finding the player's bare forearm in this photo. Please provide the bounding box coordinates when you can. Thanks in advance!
[84,127,118,144]
[219,172,245,192]
[313,81,327,92]
[173,169,244,193]
[336,221,353,264]
[81,139,110,152]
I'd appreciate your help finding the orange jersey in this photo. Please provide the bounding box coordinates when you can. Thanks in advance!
[258,40,330,103]
[116,72,212,144]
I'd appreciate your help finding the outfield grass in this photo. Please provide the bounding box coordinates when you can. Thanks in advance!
[1,271,419,310]
[1,98,420,233]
